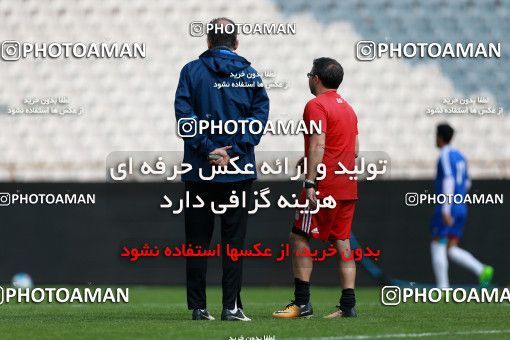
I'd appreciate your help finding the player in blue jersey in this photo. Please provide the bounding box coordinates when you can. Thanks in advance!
[430,123,493,288]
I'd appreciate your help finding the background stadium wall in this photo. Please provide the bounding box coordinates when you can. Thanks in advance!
[0,180,507,286]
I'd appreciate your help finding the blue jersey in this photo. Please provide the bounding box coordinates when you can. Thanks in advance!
[434,146,469,217]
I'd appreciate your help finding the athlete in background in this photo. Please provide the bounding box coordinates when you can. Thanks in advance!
[431,123,493,288]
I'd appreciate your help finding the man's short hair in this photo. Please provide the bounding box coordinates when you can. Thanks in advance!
[437,123,455,143]
[312,57,344,89]
[207,17,237,49]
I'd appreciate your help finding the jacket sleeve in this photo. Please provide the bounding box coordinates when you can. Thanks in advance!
[228,79,270,157]
[174,64,216,156]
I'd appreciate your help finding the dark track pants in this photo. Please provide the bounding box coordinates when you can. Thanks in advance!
[184,179,253,310]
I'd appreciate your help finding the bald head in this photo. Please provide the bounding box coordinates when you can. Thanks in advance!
[207,17,239,50]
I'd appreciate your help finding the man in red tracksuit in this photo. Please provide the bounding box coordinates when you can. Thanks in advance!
[273,57,359,319]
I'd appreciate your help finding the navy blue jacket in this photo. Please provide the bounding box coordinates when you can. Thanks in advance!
[174,48,270,182]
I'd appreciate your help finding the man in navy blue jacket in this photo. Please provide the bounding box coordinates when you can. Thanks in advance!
[174,17,269,321]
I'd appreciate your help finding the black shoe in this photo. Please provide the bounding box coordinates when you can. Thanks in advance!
[192,308,215,320]
[221,308,251,321]
[324,306,357,318]
[341,307,357,317]
[272,301,313,318]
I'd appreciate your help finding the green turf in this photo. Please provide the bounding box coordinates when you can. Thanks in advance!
[0,286,509,339]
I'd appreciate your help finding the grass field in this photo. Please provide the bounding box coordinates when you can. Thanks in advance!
[0,286,509,339]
